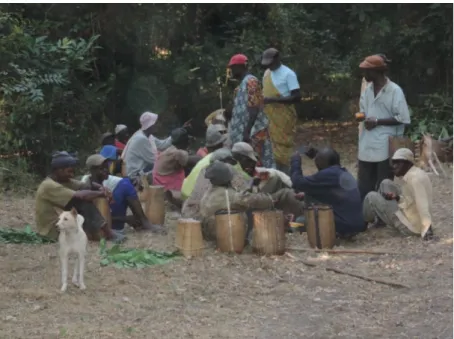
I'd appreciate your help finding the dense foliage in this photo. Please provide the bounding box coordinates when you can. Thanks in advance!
[0,4,452,176]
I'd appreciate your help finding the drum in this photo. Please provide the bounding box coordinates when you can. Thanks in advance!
[305,205,336,249]
[175,219,204,258]
[215,209,246,254]
[144,185,166,226]
[252,210,286,256]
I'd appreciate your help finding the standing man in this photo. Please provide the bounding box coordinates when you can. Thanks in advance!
[226,54,275,168]
[261,48,302,174]
[357,54,411,201]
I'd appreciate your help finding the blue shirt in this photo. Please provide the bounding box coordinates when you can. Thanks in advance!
[290,156,365,235]
[265,64,300,97]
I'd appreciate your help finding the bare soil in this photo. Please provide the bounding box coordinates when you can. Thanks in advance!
[0,122,452,339]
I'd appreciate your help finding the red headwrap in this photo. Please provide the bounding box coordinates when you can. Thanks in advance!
[359,55,387,69]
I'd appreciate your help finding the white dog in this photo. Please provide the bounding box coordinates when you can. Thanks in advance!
[56,208,88,292]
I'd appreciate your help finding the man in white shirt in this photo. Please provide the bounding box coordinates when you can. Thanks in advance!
[363,148,434,240]
[358,54,411,201]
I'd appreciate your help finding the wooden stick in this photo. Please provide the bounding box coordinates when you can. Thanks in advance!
[284,252,409,289]
[287,247,399,256]
[325,267,410,289]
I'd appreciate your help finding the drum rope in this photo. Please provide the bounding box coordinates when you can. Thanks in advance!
[224,189,234,252]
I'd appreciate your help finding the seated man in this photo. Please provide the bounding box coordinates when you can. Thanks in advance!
[35,151,115,241]
[82,154,165,240]
[290,147,365,237]
[232,141,303,219]
[100,145,122,176]
[181,124,228,199]
[153,128,201,191]
[181,148,250,219]
[122,113,157,181]
[363,148,434,240]
[200,161,274,241]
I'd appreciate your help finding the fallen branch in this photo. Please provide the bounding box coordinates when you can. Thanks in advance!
[284,252,409,289]
[325,267,410,289]
[287,247,399,256]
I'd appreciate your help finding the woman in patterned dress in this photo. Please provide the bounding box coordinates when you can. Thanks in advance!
[225,54,275,168]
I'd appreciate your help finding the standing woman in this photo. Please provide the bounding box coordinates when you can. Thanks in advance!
[261,48,302,174]
[226,54,275,168]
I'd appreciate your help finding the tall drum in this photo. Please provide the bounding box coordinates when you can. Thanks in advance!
[252,210,286,256]
[145,185,166,226]
[305,205,336,249]
[175,218,204,258]
[215,209,246,254]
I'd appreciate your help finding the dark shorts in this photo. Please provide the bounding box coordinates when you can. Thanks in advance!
[65,199,105,234]
[110,178,138,230]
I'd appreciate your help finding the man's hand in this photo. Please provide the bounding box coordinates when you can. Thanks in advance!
[291,151,301,161]
[182,119,192,128]
[263,97,275,105]
[304,147,318,160]
[382,192,398,201]
[251,177,261,187]
[295,192,305,200]
[364,117,378,130]
[242,131,251,144]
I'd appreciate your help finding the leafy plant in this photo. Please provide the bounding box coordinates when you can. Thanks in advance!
[99,238,180,269]
[0,225,55,244]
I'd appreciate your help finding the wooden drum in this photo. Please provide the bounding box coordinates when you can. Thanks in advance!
[144,185,166,226]
[252,210,286,256]
[93,197,112,241]
[175,218,204,258]
[305,205,336,249]
[215,209,246,254]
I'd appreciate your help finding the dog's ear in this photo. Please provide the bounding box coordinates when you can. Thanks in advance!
[70,207,78,217]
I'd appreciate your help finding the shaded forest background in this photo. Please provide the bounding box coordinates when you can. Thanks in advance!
[0,3,452,178]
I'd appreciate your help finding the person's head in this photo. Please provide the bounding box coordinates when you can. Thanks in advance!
[314,147,340,171]
[210,148,237,166]
[86,154,109,182]
[101,132,115,146]
[115,124,129,143]
[205,160,233,187]
[359,54,388,82]
[261,48,281,70]
[232,142,258,175]
[205,124,228,153]
[50,151,79,182]
[228,54,248,80]
[171,128,189,150]
[391,148,414,177]
[140,112,159,137]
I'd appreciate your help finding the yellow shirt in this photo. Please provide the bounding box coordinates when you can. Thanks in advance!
[395,166,433,237]
[181,154,213,199]
[35,178,84,240]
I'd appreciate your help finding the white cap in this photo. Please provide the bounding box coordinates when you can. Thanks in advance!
[115,124,127,134]
[392,148,414,163]
[232,142,258,162]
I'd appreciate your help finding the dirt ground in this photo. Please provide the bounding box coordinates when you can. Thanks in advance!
[0,122,452,339]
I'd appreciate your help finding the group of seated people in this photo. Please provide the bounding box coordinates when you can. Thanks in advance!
[35,111,435,245]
